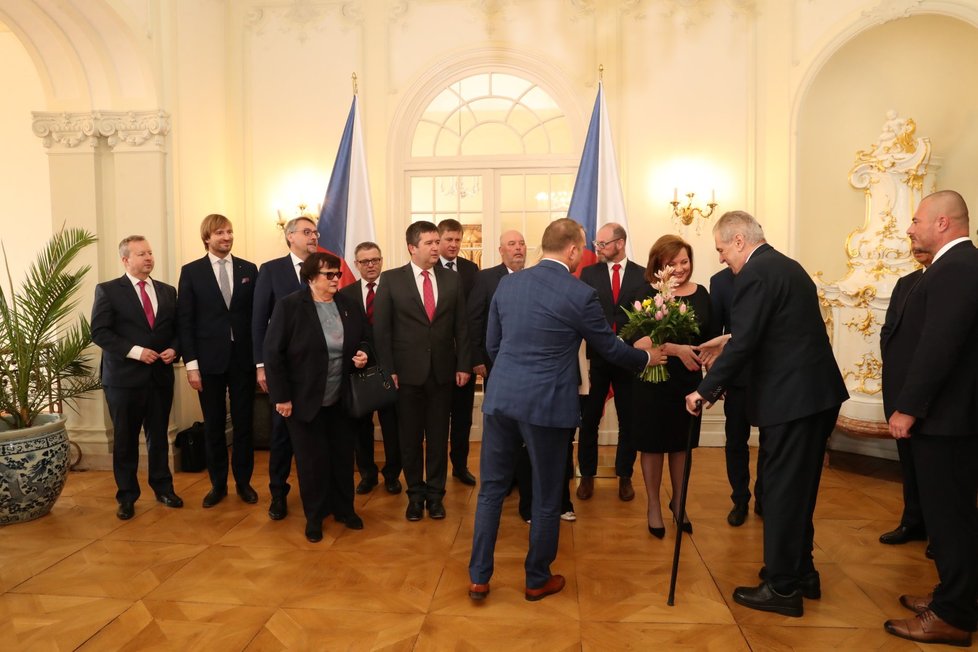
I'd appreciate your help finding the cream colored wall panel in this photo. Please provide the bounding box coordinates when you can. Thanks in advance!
[797,14,978,283]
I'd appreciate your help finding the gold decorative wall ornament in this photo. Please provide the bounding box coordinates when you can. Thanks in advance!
[816,110,938,440]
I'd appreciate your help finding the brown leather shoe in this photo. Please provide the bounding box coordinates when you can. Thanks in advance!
[525,574,566,602]
[899,592,932,614]
[468,582,489,600]
[618,477,635,501]
[884,609,972,647]
[576,476,594,500]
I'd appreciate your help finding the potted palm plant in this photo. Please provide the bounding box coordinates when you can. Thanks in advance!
[0,227,102,524]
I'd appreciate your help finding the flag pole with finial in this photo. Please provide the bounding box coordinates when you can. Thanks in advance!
[352,72,358,95]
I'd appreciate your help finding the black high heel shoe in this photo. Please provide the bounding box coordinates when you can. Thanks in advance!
[670,505,693,535]
[648,523,665,539]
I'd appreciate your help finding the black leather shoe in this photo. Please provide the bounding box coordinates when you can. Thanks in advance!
[427,500,446,519]
[305,521,323,543]
[453,468,477,486]
[202,487,227,508]
[385,477,402,494]
[648,524,665,539]
[925,544,935,559]
[406,501,424,521]
[727,502,749,527]
[268,496,287,521]
[670,505,692,535]
[879,524,927,545]
[156,492,184,508]
[356,477,378,495]
[337,513,364,530]
[758,567,821,600]
[236,484,258,504]
[117,502,135,520]
[733,582,803,617]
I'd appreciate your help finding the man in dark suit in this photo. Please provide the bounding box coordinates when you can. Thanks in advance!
[468,219,661,602]
[91,236,183,520]
[252,216,319,520]
[881,190,978,647]
[373,220,471,521]
[686,210,848,618]
[577,222,647,502]
[177,214,258,508]
[437,218,480,486]
[877,247,931,547]
[709,267,764,527]
[338,241,402,496]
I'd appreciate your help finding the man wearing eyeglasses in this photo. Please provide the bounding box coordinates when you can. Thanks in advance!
[252,216,320,520]
[339,242,403,496]
[577,223,647,502]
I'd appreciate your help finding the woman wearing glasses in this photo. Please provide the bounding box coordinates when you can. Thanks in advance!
[264,252,369,542]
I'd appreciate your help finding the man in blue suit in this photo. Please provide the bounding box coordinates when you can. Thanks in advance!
[468,218,662,602]
[252,216,319,520]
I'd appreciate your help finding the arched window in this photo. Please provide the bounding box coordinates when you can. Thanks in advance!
[404,71,578,267]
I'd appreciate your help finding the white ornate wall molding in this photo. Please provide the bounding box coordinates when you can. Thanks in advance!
[635,0,756,28]
[244,0,364,43]
[862,0,926,25]
[31,111,171,152]
[816,110,935,437]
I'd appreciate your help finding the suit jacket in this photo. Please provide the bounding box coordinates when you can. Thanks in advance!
[697,244,848,427]
[252,254,304,365]
[708,267,748,388]
[882,240,978,436]
[579,259,647,365]
[482,259,649,429]
[443,256,479,299]
[467,263,511,370]
[177,254,258,374]
[373,263,471,386]
[263,289,365,423]
[338,279,376,345]
[91,275,179,389]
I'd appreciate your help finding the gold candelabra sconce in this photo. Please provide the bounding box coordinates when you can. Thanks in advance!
[276,203,320,233]
[670,189,717,232]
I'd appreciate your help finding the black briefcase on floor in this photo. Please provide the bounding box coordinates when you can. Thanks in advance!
[174,422,207,472]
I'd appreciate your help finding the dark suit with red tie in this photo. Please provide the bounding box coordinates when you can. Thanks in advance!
[177,254,258,492]
[91,274,180,504]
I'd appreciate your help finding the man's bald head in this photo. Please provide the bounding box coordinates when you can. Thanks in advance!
[908,190,971,256]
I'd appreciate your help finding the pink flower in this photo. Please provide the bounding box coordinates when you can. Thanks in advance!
[655,310,664,321]
[679,303,687,314]
[654,294,664,308]
[633,301,642,311]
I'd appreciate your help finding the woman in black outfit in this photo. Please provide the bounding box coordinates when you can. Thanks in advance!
[264,252,368,542]
[627,235,712,538]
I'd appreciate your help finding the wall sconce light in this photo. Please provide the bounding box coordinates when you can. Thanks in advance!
[670,188,717,233]
[276,203,320,233]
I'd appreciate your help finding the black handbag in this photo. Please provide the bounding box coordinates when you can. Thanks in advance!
[345,349,398,418]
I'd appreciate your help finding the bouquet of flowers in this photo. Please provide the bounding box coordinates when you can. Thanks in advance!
[618,265,700,382]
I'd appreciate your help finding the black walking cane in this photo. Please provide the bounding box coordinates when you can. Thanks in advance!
[667,399,702,606]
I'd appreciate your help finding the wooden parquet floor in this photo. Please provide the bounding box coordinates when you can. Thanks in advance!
[0,445,958,651]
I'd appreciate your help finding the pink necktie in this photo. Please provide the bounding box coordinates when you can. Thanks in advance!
[138,280,155,328]
[421,270,435,322]
[611,263,621,332]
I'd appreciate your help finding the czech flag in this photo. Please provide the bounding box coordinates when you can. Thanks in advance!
[566,81,631,277]
[318,94,376,289]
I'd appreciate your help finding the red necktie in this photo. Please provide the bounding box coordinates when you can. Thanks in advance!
[421,270,435,322]
[138,280,155,328]
[611,263,621,332]
[365,282,376,325]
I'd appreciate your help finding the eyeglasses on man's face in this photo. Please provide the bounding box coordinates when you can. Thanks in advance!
[356,257,382,266]
[318,270,343,280]
[291,228,320,238]
[592,237,622,249]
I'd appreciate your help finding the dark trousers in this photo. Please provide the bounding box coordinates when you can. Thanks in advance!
[267,410,293,499]
[896,437,925,531]
[760,406,838,594]
[723,385,765,507]
[449,374,476,472]
[470,412,572,588]
[517,433,574,521]
[912,433,978,631]
[104,384,175,504]
[353,404,401,482]
[286,402,356,524]
[198,349,255,490]
[397,373,452,503]
[578,361,636,477]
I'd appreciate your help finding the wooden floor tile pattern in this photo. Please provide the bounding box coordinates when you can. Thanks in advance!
[0,446,961,650]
